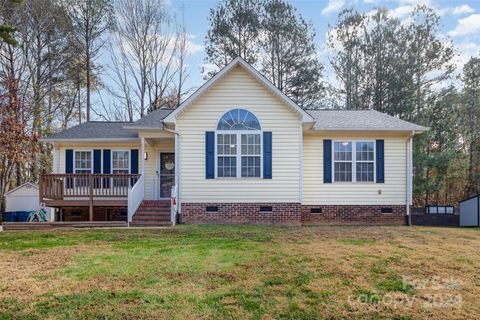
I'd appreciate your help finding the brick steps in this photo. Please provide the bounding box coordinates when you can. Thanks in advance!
[131,200,172,227]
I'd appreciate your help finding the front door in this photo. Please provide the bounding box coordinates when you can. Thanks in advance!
[159,153,175,199]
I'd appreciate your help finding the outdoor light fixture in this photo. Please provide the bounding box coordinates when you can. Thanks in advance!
[144,152,148,160]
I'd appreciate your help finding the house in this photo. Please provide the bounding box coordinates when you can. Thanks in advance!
[40,57,427,226]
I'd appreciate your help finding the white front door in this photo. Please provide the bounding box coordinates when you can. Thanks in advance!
[158,152,175,199]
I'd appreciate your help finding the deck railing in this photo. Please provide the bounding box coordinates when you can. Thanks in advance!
[40,174,141,201]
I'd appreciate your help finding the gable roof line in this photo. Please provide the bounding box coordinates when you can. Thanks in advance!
[163,57,315,124]
[4,182,39,196]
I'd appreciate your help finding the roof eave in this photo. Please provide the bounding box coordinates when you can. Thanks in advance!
[40,137,140,143]
[311,127,429,133]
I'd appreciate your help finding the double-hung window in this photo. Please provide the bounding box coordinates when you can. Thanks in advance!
[112,150,129,186]
[74,151,92,173]
[216,109,262,178]
[355,141,375,182]
[333,141,375,182]
[74,151,92,187]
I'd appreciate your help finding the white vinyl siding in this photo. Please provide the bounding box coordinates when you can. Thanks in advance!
[176,65,301,203]
[303,133,409,205]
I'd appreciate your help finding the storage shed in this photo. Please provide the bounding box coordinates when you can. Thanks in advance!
[459,195,480,227]
[4,183,41,212]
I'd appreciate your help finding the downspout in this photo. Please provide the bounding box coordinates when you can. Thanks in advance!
[164,126,181,221]
[406,131,414,226]
[299,124,303,204]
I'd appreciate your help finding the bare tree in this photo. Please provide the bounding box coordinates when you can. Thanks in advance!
[110,0,181,119]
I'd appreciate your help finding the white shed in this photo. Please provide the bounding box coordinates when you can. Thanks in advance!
[4,182,41,212]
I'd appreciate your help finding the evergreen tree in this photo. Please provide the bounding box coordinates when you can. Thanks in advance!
[460,57,480,196]
[205,0,262,74]
[261,0,323,108]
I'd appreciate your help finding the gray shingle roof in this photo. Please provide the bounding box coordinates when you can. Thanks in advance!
[124,109,173,129]
[306,109,428,132]
[44,122,138,140]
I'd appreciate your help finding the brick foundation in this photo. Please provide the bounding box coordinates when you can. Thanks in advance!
[181,203,302,225]
[181,203,406,225]
[301,205,407,225]
[61,207,127,222]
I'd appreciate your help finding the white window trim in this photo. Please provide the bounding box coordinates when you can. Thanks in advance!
[332,140,376,183]
[214,130,263,179]
[73,150,93,173]
[111,150,131,174]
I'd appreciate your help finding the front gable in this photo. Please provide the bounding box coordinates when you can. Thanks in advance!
[165,57,314,126]
[176,65,303,131]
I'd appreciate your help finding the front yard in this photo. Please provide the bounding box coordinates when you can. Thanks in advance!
[0,225,479,319]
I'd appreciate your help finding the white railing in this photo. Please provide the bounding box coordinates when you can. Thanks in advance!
[127,175,144,224]
[171,185,177,226]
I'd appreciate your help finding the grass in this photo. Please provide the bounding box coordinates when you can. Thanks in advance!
[0,225,479,319]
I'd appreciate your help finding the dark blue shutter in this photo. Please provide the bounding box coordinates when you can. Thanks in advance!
[130,149,139,186]
[263,132,272,179]
[103,149,111,188]
[376,140,385,183]
[65,149,73,188]
[323,140,332,183]
[65,149,73,173]
[206,132,215,179]
[93,149,102,188]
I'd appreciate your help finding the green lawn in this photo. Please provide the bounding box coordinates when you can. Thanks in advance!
[0,225,479,319]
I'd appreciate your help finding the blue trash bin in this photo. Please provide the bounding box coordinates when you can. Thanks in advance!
[2,212,16,222]
[15,211,30,222]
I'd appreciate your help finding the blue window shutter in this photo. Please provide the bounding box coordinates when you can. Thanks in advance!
[93,150,101,173]
[103,149,111,188]
[131,149,139,174]
[323,140,332,183]
[65,149,73,188]
[65,149,73,173]
[263,132,272,179]
[130,149,139,186]
[103,150,111,173]
[93,149,102,188]
[376,140,385,183]
[205,132,215,179]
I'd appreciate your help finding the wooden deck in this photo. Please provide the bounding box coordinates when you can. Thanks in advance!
[2,221,128,231]
[40,173,140,221]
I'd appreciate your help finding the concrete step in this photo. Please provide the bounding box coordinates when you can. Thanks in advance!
[130,220,172,227]
[133,215,171,222]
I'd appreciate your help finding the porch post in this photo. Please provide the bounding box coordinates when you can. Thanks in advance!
[141,137,145,176]
[89,174,94,221]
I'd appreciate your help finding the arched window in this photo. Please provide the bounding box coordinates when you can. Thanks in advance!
[216,109,262,178]
[217,109,261,130]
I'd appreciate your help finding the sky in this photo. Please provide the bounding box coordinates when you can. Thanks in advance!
[94,0,480,120]
[167,0,480,90]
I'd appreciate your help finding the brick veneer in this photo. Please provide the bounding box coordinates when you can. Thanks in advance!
[181,203,406,225]
[301,205,407,225]
[61,207,127,222]
[181,203,302,225]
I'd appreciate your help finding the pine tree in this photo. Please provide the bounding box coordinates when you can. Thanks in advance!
[261,0,323,108]
[205,0,262,75]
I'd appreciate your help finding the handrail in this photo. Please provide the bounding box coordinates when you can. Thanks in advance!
[127,175,144,224]
[171,185,177,226]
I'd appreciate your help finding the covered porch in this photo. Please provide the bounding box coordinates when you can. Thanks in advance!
[38,131,179,224]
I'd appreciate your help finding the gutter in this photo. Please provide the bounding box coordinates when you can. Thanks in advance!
[40,137,140,143]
